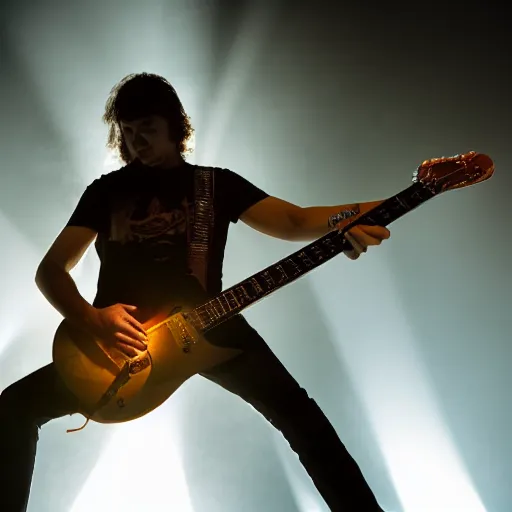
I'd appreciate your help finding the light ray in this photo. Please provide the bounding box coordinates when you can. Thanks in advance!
[199,2,278,165]
[70,411,194,512]
[311,257,486,512]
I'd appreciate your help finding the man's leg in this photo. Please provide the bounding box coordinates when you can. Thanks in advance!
[0,363,81,512]
[202,316,383,512]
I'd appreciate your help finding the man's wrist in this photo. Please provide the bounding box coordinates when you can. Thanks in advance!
[70,302,98,331]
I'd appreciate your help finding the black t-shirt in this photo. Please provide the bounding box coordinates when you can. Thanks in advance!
[66,160,268,313]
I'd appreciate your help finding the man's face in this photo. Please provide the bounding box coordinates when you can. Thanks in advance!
[120,115,177,167]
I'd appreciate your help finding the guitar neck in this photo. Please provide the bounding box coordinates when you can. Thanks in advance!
[185,181,436,333]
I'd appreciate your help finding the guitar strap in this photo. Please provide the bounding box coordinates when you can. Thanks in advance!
[187,166,215,291]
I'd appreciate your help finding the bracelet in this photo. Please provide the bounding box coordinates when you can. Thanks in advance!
[327,204,360,229]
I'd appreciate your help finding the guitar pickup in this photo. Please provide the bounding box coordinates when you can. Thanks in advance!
[165,313,200,353]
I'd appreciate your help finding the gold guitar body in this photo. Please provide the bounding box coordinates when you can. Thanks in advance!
[52,304,241,425]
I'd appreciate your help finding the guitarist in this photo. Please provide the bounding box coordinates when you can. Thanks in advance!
[0,73,390,511]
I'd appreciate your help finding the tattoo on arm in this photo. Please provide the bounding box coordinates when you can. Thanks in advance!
[327,204,360,229]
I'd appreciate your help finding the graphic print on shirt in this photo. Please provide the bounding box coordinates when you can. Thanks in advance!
[109,194,193,263]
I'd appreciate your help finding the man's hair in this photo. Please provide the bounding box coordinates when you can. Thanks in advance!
[103,72,194,163]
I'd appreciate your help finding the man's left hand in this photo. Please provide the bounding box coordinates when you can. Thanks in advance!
[337,202,391,260]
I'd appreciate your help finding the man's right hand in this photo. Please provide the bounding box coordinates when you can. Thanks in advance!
[87,304,148,358]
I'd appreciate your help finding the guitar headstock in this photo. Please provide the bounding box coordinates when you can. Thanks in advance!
[412,151,494,193]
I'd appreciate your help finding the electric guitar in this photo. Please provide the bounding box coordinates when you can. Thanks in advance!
[52,151,494,432]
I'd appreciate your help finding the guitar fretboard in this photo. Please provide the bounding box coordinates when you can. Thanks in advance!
[185,180,435,333]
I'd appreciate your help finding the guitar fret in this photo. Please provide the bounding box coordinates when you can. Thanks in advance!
[238,284,254,302]
[297,251,315,268]
[234,286,248,305]
[204,303,218,321]
[284,258,302,277]
[219,294,232,313]
[409,188,425,202]
[310,244,326,261]
[197,308,210,328]
[185,310,205,331]
[395,196,409,210]
[224,289,241,309]
[274,264,289,285]
[321,237,339,254]
[213,297,226,316]
[250,277,265,295]
[261,270,275,290]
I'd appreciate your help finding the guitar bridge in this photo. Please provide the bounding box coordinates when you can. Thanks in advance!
[165,313,199,353]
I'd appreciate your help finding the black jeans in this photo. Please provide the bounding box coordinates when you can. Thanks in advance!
[0,317,383,512]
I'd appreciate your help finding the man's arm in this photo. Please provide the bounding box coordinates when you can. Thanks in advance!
[35,226,98,328]
[240,196,385,242]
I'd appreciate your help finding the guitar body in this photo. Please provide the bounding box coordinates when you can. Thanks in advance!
[52,303,242,424]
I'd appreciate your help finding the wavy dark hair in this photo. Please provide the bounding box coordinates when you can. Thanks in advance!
[103,73,194,163]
